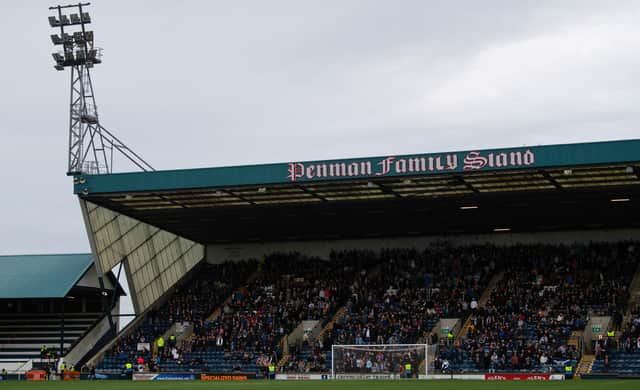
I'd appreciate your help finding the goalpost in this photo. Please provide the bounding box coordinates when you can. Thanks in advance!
[331,344,428,379]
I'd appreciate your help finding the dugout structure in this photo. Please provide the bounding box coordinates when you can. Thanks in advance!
[71,139,640,363]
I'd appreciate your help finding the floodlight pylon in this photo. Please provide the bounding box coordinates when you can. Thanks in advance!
[49,2,153,175]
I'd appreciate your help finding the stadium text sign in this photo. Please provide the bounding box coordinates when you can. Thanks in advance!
[201,374,249,381]
[287,148,535,182]
[484,373,554,380]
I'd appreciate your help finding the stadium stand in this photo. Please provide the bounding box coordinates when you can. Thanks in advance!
[0,254,118,372]
[92,241,640,377]
[592,297,640,374]
[328,246,496,345]
[441,242,637,374]
[95,245,501,374]
[184,252,369,374]
[288,245,498,374]
[70,138,640,381]
[96,260,257,373]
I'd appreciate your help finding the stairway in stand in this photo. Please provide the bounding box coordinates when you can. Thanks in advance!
[313,307,347,345]
[622,263,640,328]
[163,268,263,361]
[456,271,505,339]
[276,335,289,369]
[576,354,595,378]
[206,267,262,322]
[567,330,583,350]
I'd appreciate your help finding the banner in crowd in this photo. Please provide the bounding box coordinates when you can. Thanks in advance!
[137,342,150,352]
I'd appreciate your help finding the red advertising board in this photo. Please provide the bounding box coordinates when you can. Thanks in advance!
[485,373,551,381]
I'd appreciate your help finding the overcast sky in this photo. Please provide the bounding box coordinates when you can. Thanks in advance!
[0,0,639,255]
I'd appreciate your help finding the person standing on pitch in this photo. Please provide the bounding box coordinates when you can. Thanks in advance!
[268,363,276,380]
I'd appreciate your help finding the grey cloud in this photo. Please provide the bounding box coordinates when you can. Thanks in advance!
[0,0,639,254]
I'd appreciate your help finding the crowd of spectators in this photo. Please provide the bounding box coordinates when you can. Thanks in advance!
[619,316,640,353]
[186,252,368,370]
[101,261,256,372]
[446,242,637,373]
[283,338,329,373]
[328,244,498,347]
[592,304,640,373]
[98,241,640,375]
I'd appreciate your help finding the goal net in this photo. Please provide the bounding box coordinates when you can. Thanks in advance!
[331,344,428,379]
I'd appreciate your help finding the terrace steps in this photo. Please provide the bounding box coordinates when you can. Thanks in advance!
[314,307,347,343]
[312,262,384,344]
[205,266,261,322]
[277,335,289,369]
[457,271,505,339]
[567,330,583,349]
[576,354,595,378]
[151,270,260,361]
[622,262,640,328]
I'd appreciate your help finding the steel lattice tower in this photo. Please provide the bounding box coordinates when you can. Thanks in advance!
[49,3,153,175]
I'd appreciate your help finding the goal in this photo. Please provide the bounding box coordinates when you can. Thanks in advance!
[331,344,428,379]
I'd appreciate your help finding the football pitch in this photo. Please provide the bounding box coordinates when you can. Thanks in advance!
[0,381,636,390]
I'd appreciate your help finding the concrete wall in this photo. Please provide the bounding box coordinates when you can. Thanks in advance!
[287,320,321,347]
[64,302,121,367]
[0,361,32,374]
[76,263,114,289]
[80,200,204,314]
[584,316,612,353]
[206,228,640,262]
[437,318,461,340]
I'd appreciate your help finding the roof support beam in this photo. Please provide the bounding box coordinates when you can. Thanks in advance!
[298,185,327,202]
[224,189,255,205]
[540,170,562,190]
[375,182,402,198]
[457,176,479,194]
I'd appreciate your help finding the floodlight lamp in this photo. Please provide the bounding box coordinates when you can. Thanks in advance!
[48,16,60,27]
[52,52,64,64]
[70,13,81,24]
[51,34,63,45]
[60,14,70,26]
[73,31,84,44]
[81,12,91,23]
[88,48,102,61]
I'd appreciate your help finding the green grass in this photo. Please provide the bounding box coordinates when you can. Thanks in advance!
[0,380,636,390]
